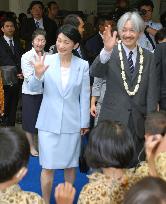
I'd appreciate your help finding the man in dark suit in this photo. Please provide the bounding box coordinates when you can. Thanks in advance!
[91,12,159,166]
[154,28,166,110]
[85,15,115,64]
[20,1,57,52]
[0,18,22,126]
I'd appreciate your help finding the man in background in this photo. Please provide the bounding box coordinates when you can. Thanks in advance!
[138,0,162,52]
[0,18,22,126]
[20,0,57,52]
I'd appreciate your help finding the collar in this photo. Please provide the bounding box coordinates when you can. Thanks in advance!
[31,47,45,56]
[145,20,153,26]
[3,35,13,44]
[122,43,137,57]
[99,31,103,38]
[34,18,43,24]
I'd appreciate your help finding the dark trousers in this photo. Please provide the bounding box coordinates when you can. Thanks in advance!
[128,113,145,167]
[3,84,19,126]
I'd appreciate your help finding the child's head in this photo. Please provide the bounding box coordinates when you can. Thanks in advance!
[0,128,30,184]
[145,111,166,137]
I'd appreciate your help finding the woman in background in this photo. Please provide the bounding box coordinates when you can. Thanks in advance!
[21,28,46,156]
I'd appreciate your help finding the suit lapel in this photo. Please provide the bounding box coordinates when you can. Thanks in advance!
[1,37,16,63]
[53,54,63,96]
[31,18,37,29]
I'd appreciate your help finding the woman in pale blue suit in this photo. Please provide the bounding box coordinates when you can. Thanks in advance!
[28,24,90,204]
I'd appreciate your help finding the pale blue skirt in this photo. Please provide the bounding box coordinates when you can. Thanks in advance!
[38,130,81,169]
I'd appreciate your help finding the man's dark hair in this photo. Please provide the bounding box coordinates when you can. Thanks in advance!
[57,24,81,44]
[28,1,44,11]
[63,14,81,29]
[123,177,166,204]
[155,28,166,43]
[138,0,154,10]
[47,1,58,9]
[0,128,30,183]
[85,120,134,169]
[0,17,15,28]
[32,28,47,41]
[145,111,166,136]
[94,15,114,28]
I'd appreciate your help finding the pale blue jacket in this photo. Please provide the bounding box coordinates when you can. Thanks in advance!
[28,53,90,134]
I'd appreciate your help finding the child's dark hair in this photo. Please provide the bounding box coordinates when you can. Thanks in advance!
[0,128,30,183]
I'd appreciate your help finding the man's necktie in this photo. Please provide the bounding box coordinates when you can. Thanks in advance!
[36,21,40,28]
[127,51,134,74]
[9,39,14,54]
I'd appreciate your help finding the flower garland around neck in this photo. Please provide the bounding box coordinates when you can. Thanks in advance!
[118,40,144,96]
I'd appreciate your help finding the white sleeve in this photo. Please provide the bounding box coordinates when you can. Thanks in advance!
[100,48,112,64]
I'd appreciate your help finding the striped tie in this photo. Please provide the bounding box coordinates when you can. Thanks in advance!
[128,51,134,74]
[36,21,40,28]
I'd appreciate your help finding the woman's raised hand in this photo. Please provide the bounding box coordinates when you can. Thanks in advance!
[103,25,118,52]
[33,52,49,79]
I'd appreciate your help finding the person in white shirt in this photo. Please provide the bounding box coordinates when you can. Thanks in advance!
[21,28,47,157]
[138,0,162,52]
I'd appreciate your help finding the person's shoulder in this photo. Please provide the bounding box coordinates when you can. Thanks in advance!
[45,53,57,62]
[0,185,45,204]
[73,55,89,65]
[142,47,154,57]
[21,49,34,61]
[22,191,45,203]
[155,151,166,180]
[150,21,162,29]
[78,173,111,204]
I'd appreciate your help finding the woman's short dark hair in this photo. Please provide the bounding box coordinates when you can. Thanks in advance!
[123,176,166,204]
[85,120,134,169]
[32,28,46,41]
[0,128,30,183]
[57,24,81,44]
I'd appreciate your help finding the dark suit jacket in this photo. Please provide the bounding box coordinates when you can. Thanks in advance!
[0,36,22,73]
[155,42,166,100]
[90,45,159,138]
[85,33,104,64]
[20,16,57,52]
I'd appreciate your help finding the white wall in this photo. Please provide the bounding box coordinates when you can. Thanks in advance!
[43,0,77,11]
[0,1,9,11]
[78,0,97,14]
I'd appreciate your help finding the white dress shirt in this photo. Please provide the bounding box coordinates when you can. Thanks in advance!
[3,35,14,46]
[21,48,44,95]
[34,18,44,29]
[61,66,70,91]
